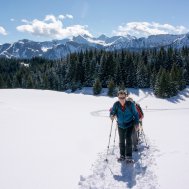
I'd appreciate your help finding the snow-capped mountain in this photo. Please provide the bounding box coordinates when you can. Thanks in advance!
[170,33,189,48]
[0,33,189,59]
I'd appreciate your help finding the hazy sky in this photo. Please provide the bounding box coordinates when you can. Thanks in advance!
[0,0,189,43]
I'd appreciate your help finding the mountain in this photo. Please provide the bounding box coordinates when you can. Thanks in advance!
[97,34,109,41]
[0,33,189,59]
[170,33,189,48]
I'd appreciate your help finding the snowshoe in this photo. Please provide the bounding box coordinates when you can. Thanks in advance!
[117,155,125,162]
[133,145,138,152]
[125,156,134,164]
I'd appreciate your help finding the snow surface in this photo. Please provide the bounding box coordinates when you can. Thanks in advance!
[0,88,189,189]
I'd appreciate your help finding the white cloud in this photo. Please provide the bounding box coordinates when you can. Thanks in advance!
[0,26,7,35]
[113,22,189,38]
[16,14,92,39]
[58,15,65,20]
[44,15,57,23]
[66,14,73,19]
[21,19,30,24]
[10,18,15,22]
[58,14,73,21]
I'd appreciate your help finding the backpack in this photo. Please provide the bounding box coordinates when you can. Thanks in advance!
[135,103,144,119]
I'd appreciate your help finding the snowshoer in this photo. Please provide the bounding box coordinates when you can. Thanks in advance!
[127,97,144,152]
[110,90,139,162]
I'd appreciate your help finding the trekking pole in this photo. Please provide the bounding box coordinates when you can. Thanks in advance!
[141,127,149,149]
[138,124,143,145]
[105,119,114,162]
[137,141,143,165]
[137,130,140,143]
[112,122,118,155]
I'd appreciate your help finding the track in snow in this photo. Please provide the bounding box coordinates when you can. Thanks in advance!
[78,141,159,189]
[82,94,161,189]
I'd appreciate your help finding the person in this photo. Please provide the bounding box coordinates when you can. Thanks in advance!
[110,90,139,162]
[126,97,142,151]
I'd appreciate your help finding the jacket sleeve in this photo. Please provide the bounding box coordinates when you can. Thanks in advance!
[110,102,118,117]
[131,103,139,125]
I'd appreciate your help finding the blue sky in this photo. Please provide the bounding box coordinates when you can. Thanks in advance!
[0,0,189,44]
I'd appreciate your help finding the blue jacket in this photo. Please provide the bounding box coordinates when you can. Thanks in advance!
[110,101,139,129]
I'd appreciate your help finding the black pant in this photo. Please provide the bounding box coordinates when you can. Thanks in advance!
[118,124,134,157]
[132,127,138,148]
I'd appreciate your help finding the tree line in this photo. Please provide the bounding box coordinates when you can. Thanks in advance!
[0,46,189,98]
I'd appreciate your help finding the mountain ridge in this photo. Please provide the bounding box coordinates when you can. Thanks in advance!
[0,33,189,59]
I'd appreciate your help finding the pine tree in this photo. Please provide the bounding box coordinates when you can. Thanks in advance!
[136,61,150,88]
[166,47,174,70]
[159,69,171,98]
[99,54,107,87]
[169,63,183,96]
[126,55,136,87]
[83,53,92,87]
[119,82,126,91]
[99,53,116,87]
[0,47,188,97]
[6,75,12,88]
[0,74,5,88]
[115,58,123,86]
[150,66,156,90]
[71,82,80,92]
[107,79,116,97]
[154,67,163,97]
[93,78,102,95]
[154,68,170,98]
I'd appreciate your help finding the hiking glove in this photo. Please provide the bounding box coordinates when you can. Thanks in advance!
[110,115,115,121]
[135,124,139,131]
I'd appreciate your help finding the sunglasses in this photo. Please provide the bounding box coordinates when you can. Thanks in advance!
[118,97,125,100]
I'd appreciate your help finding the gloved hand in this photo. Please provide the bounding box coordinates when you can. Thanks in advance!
[110,115,115,121]
[135,124,139,131]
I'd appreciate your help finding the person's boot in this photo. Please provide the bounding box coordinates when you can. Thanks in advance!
[133,145,138,152]
[117,155,125,162]
[125,156,134,163]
